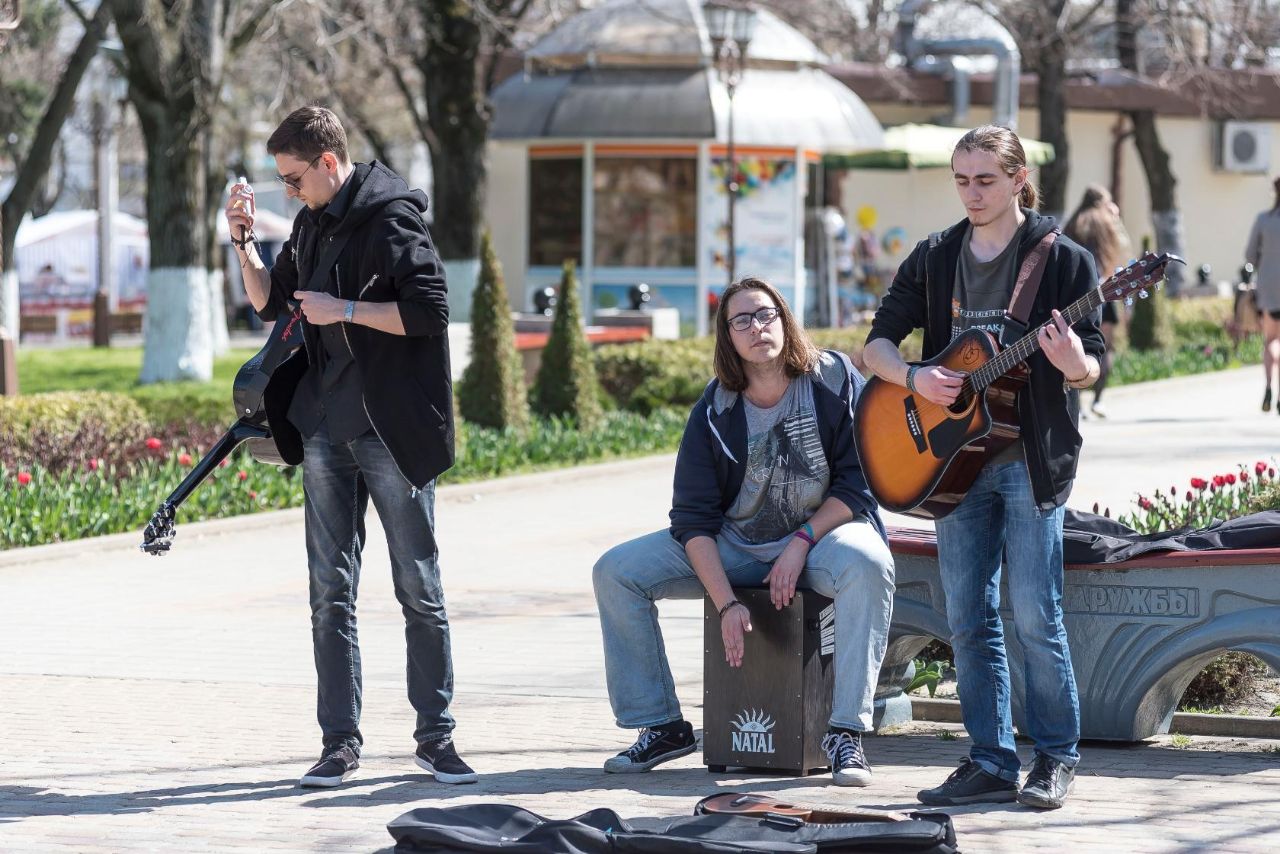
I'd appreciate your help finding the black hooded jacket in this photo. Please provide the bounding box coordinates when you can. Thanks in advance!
[865,209,1105,511]
[257,160,453,488]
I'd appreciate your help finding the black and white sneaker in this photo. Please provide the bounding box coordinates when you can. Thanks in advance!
[1017,753,1075,809]
[603,721,697,773]
[414,737,478,784]
[299,745,359,788]
[822,729,872,787]
[917,758,1018,806]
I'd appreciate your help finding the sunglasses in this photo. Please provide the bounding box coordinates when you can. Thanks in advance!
[727,306,780,332]
[276,155,322,191]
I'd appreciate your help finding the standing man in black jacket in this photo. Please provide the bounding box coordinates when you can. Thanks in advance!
[864,125,1103,810]
[225,106,475,788]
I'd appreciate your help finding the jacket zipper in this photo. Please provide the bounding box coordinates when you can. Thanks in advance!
[359,273,378,298]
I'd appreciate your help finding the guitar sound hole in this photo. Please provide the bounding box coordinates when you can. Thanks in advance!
[947,393,972,416]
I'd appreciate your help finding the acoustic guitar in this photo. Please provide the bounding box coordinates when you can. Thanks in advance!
[854,251,1182,519]
[139,305,306,555]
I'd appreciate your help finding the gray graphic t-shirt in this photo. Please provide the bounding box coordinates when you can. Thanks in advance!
[952,222,1025,466]
[721,376,830,561]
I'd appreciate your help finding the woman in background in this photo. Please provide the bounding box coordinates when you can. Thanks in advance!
[1064,184,1131,419]
[1244,177,1280,414]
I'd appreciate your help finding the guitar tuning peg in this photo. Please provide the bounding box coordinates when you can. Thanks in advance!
[1114,266,1124,274]
[1138,288,1149,299]
[1125,296,1134,307]
[1129,258,1138,264]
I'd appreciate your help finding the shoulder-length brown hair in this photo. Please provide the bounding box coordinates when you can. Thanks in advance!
[952,124,1039,210]
[713,277,820,392]
[1063,184,1131,276]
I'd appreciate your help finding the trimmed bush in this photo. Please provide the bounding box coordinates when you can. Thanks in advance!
[459,230,529,430]
[0,391,150,473]
[595,338,713,414]
[1128,289,1174,351]
[531,260,602,427]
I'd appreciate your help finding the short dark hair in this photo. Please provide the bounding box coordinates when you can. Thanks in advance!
[266,106,350,164]
[713,277,819,393]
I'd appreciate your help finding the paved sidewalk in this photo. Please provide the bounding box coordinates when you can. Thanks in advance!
[2,367,1279,852]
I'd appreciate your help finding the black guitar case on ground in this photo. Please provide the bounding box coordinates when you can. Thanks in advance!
[1063,509,1280,564]
[386,802,960,854]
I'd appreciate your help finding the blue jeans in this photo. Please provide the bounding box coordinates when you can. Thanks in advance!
[302,424,455,752]
[592,521,895,731]
[933,460,1080,781]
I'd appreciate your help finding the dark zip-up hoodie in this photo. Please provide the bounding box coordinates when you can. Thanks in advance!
[669,350,887,546]
[257,161,453,488]
[865,209,1105,511]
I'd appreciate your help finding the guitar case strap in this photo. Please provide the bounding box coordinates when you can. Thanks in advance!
[1001,227,1059,347]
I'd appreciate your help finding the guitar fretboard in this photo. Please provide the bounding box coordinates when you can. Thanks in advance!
[966,287,1105,393]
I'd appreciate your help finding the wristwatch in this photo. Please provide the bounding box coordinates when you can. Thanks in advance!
[343,300,355,323]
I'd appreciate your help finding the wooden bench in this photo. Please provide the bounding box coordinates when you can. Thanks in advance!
[885,525,1280,741]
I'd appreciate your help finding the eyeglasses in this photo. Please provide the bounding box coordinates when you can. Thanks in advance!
[276,155,322,191]
[727,306,780,332]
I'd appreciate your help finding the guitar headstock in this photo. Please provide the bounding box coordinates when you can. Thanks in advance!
[1101,251,1185,305]
[140,501,176,556]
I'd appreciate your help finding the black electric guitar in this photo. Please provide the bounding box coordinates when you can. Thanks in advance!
[140,305,306,555]
[854,251,1183,519]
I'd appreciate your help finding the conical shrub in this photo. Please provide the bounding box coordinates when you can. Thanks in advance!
[458,230,529,430]
[531,260,602,428]
[1127,287,1173,351]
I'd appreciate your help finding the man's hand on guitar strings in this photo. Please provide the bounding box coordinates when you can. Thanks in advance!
[914,365,966,407]
[1038,308,1090,382]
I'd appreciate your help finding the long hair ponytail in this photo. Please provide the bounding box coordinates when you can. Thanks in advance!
[953,125,1038,211]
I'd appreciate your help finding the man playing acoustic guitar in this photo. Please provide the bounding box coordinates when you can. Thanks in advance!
[863,125,1104,809]
[225,106,474,789]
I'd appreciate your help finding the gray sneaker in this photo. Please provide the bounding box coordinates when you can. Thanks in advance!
[414,737,478,784]
[1017,753,1075,809]
[917,758,1018,806]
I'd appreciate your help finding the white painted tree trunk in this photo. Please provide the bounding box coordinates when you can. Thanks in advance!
[0,268,18,341]
[1151,209,1187,296]
[140,266,213,383]
[207,268,230,356]
[443,258,480,324]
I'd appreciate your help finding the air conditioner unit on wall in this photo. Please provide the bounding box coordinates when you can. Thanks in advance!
[1216,121,1272,173]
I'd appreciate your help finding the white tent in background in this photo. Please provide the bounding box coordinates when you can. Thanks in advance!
[14,210,149,308]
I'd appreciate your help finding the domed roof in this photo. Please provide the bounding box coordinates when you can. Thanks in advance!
[527,0,826,69]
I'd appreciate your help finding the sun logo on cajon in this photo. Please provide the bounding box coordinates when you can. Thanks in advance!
[731,708,776,754]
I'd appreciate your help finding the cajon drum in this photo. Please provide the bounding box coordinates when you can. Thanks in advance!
[703,588,835,775]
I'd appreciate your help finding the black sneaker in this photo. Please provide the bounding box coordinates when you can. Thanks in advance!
[1017,753,1075,809]
[299,745,359,788]
[917,758,1018,806]
[414,737,478,784]
[603,721,697,773]
[822,729,872,787]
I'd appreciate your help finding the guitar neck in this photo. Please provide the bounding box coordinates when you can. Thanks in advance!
[970,287,1104,391]
[160,420,269,510]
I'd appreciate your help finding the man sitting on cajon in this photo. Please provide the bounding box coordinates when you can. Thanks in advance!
[592,277,895,786]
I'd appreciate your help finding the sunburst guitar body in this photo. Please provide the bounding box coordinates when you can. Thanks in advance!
[853,251,1182,519]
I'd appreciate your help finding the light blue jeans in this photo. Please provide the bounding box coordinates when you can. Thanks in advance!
[933,460,1081,781]
[592,520,895,731]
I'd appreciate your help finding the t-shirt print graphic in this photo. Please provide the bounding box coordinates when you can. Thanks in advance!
[951,296,1006,342]
[736,408,827,545]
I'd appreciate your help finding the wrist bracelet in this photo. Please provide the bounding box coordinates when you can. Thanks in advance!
[343,300,356,323]
[905,365,919,393]
[718,599,742,620]
[794,530,816,546]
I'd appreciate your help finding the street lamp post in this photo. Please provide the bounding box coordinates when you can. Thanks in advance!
[704,2,757,289]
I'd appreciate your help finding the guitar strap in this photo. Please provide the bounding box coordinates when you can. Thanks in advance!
[1001,227,1060,347]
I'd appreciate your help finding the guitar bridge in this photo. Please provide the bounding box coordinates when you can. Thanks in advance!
[903,396,927,454]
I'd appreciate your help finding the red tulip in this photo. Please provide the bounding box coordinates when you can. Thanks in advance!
[248,490,258,500]
[179,453,193,466]
[1240,470,1249,483]
[1257,461,1267,476]
[1191,477,1208,490]
[1139,496,1153,510]
[1185,491,1194,502]
[87,458,99,472]
[219,459,229,468]
[145,437,162,451]
[237,470,248,482]
[17,471,31,486]
[1270,468,1277,479]
[1213,475,1226,488]
[1226,473,1237,485]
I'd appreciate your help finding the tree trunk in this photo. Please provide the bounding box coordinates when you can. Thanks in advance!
[1116,0,1185,294]
[1036,18,1070,218]
[115,0,221,382]
[418,0,487,263]
[0,1,110,339]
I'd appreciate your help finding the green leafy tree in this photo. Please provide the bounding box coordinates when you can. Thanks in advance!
[458,230,527,429]
[532,260,601,427]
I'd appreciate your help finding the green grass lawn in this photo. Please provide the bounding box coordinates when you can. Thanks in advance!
[17,346,258,395]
